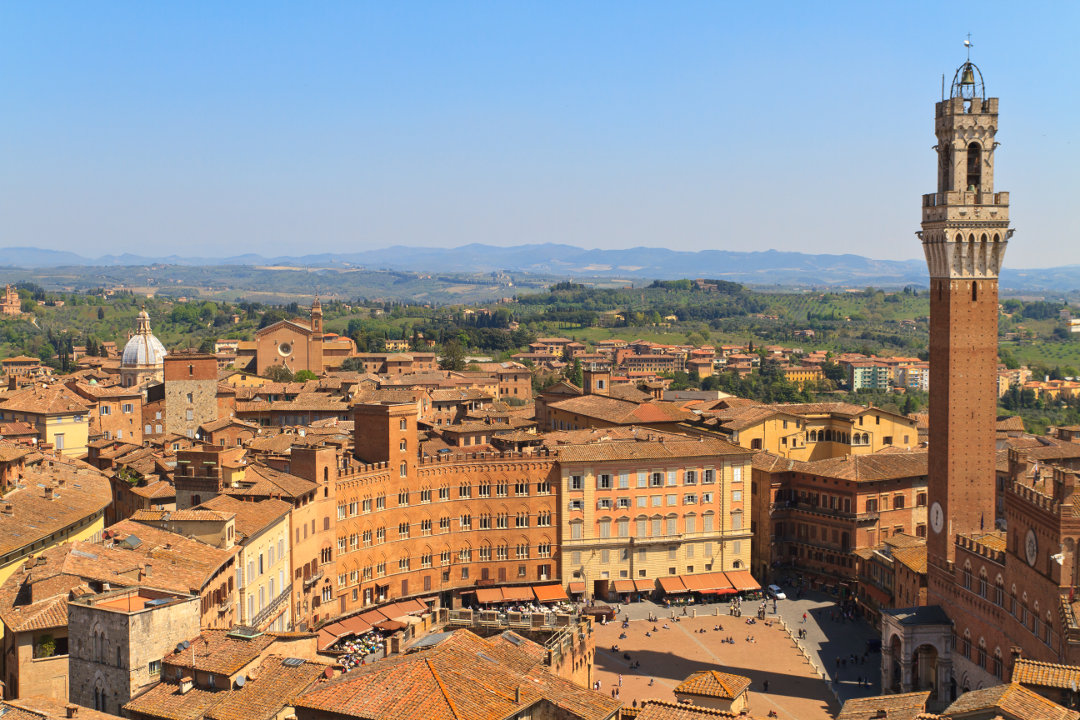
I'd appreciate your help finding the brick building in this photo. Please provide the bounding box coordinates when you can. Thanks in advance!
[754,450,929,590]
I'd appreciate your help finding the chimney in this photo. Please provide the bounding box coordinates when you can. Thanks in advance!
[179,677,193,695]
[44,487,54,500]
[65,704,79,718]
[514,685,521,703]
[1,502,13,515]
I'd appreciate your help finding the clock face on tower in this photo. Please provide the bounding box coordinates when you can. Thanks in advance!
[930,502,944,534]
[1025,529,1038,566]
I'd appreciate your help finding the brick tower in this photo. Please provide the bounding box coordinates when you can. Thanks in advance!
[920,60,1014,601]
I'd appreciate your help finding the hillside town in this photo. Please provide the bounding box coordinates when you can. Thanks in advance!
[8,6,1080,717]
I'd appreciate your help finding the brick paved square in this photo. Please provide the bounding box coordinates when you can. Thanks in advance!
[592,612,838,720]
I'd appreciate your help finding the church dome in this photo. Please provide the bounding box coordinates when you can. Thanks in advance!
[122,309,167,368]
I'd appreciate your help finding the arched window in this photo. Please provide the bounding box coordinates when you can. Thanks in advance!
[966,142,982,190]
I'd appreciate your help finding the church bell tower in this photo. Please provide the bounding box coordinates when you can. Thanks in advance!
[921,60,1014,600]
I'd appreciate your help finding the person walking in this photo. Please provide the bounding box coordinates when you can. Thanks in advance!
[802,612,807,623]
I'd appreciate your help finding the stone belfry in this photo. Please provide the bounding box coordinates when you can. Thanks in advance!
[920,59,1014,600]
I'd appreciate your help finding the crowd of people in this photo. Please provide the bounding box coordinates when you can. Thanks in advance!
[333,631,386,672]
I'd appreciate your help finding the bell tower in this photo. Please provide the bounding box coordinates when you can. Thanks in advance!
[920,60,1014,600]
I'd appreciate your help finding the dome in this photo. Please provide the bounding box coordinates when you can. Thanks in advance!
[122,309,167,368]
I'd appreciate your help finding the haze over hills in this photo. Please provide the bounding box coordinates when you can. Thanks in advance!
[1,244,1077,293]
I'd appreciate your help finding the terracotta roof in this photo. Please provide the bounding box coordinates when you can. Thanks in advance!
[556,436,748,463]
[548,394,694,425]
[205,655,328,720]
[838,691,930,720]
[131,509,234,523]
[0,385,89,415]
[0,440,34,462]
[798,450,927,482]
[634,699,753,719]
[123,681,222,720]
[673,670,751,700]
[196,495,291,541]
[751,451,803,473]
[890,545,927,575]
[225,463,315,500]
[1,697,124,720]
[997,415,1026,432]
[293,628,618,720]
[199,417,260,433]
[943,682,1078,720]
[163,629,276,676]
[1012,658,1080,690]
[0,459,112,558]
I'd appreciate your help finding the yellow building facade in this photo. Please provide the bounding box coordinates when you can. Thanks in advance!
[557,434,754,601]
[723,404,919,461]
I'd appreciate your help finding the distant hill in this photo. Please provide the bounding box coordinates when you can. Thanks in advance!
[1,243,1077,292]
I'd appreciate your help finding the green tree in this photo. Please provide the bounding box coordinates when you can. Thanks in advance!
[439,339,466,371]
[567,359,583,387]
[294,370,318,382]
[266,365,294,382]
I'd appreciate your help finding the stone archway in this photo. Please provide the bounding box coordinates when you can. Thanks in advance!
[912,643,939,700]
[888,634,903,692]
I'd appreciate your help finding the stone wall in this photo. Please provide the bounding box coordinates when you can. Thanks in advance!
[68,590,200,715]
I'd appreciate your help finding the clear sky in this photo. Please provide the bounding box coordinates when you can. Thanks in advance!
[2,2,1077,267]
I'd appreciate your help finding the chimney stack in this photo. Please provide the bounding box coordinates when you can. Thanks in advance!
[65,704,79,718]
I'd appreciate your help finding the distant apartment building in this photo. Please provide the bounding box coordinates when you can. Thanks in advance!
[848,361,892,391]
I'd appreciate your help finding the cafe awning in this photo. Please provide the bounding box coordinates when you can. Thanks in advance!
[568,582,586,594]
[500,586,535,603]
[680,574,713,592]
[657,576,689,594]
[724,570,761,592]
[613,580,635,594]
[634,578,655,592]
[475,588,504,604]
[532,584,569,602]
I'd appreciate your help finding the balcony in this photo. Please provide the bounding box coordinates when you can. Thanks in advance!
[303,571,323,590]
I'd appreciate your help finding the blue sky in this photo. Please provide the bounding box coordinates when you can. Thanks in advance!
[2,2,1077,267]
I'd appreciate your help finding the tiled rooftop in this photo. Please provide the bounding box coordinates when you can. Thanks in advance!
[294,629,618,720]
[673,670,751,699]
[943,682,1079,720]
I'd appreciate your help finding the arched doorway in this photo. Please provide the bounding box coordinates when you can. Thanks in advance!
[889,634,903,692]
[912,643,939,700]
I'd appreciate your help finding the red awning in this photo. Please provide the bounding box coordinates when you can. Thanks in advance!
[475,588,503,604]
[724,570,761,592]
[373,619,407,632]
[657,576,689,594]
[613,580,635,594]
[338,616,374,636]
[532,584,569,602]
[634,578,655,592]
[500,586,535,603]
[359,609,389,624]
[568,582,586,594]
